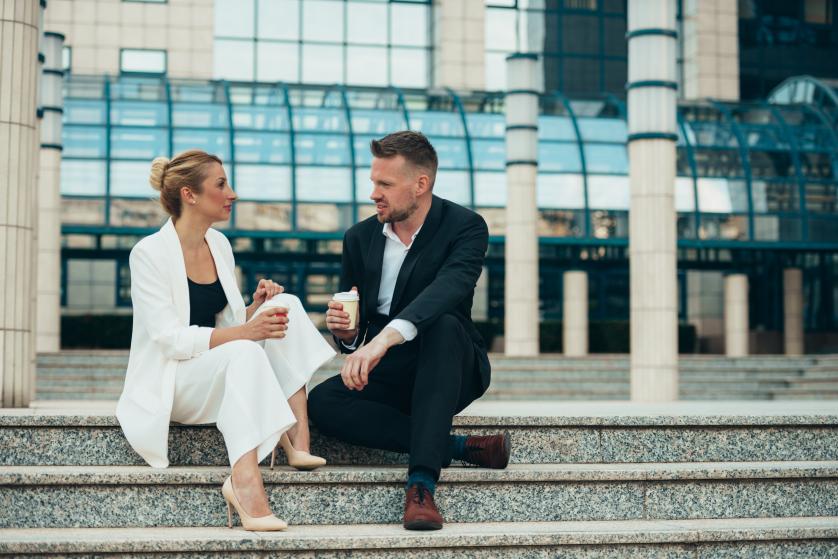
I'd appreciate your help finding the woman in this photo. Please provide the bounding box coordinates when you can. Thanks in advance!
[116,149,336,531]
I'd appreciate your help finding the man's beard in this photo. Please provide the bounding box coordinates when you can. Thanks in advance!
[378,198,419,224]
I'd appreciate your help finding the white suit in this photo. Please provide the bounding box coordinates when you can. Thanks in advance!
[116,218,335,468]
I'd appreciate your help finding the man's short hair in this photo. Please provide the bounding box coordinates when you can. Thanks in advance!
[370,131,438,188]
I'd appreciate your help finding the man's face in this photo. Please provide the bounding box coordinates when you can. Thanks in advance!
[369,155,421,224]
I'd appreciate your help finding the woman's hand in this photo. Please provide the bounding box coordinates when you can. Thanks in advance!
[251,279,284,308]
[241,308,289,341]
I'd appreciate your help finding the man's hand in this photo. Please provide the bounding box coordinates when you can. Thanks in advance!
[340,339,387,390]
[326,286,359,344]
[339,326,405,391]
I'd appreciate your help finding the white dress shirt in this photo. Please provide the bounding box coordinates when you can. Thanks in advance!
[342,221,420,349]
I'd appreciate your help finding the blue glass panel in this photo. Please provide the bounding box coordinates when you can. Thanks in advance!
[351,109,407,135]
[64,100,106,125]
[675,177,696,212]
[584,144,628,174]
[355,168,373,203]
[428,137,469,169]
[63,126,107,158]
[295,134,351,166]
[111,101,168,127]
[234,132,292,164]
[538,142,581,173]
[111,161,152,197]
[110,78,166,101]
[293,107,348,133]
[471,139,505,171]
[235,165,292,201]
[172,103,228,128]
[232,105,289,130]
[111,127,168,159]
[588,175,629,210]
[410,111,465,137]
[697,178,747,213]
[689,121,738,148]
[466,114,505,138]
[474,172,506,207]
[538,116,577,141]
[296,167,353,203]
[739,124,788,150]
[537,173,585,209]
[577,118,627,142]
[354,135,377,166]
[173,129,231,161]
[60,160,106,196]
[434,170,471,206]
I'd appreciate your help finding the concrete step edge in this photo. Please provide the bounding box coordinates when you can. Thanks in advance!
[2,517,837,554]
[3,462,838,485]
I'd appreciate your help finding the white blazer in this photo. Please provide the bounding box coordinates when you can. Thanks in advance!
[116,218,246,468]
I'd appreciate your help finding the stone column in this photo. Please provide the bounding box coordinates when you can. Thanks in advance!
[681,0,739,100]
[724,273,749,357]
[504,53,539,356]
[784,268,804,355]
[0,0,41,407]
[432,0,484,90]
[563,270,588,357]
[36,31,63,352]
[627,0,679,401]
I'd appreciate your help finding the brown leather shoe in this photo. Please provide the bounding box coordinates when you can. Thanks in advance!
[462,432,511,469]
[403,484,443,531]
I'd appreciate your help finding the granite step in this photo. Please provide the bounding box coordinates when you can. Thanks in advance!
[1,462,837,528]
[2,517,837,558]
[3,402,838,467]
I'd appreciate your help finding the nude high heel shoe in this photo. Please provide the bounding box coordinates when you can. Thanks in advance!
[270,432,327,471]
[222,476,287,531]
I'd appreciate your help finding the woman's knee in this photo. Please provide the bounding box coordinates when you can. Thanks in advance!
[265,292,302,311]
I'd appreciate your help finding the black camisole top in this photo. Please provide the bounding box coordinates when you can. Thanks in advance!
[187,277,228,327]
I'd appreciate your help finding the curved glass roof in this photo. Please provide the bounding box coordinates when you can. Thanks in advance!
[60,75,838,247]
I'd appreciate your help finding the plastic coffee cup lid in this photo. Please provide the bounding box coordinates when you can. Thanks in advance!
[333,291,359,301]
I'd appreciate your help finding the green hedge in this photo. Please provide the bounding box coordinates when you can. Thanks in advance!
[62,314,698,354]
[61,315,133,349]
[475,320,697,354]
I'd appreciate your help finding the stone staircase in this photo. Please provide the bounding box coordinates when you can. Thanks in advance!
[1,401,837,556]
[35,351,838,401]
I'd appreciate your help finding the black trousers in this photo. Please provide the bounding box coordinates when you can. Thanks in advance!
[308,313,485,480]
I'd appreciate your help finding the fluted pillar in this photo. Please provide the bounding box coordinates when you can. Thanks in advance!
[504,53,539,356]
[627,0,679,401]
[724,273,749,357]
[563,270,588,356]
[36,31,63,352]
[784,268,804,355]
[0,0,42,407]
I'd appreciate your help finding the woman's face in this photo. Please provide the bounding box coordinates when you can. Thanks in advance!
[188,162,237,222]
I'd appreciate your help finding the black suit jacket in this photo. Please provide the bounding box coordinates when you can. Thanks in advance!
[337,195,491,392]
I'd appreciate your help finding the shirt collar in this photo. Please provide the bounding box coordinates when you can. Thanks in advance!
[382,221,422,247]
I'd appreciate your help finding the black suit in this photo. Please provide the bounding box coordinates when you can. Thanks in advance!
[308,195,491,478]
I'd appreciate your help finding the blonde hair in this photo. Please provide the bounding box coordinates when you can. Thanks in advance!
[149,149,222,218]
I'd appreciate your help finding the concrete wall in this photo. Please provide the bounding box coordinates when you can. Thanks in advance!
[433,0,484,90]
[44,0,213,79]
[681,0,738,100]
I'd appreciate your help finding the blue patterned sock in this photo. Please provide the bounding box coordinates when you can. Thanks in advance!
[450,434,469,461]
[406,467,437,496]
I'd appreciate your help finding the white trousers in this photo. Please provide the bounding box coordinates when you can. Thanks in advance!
[171,294,336,468]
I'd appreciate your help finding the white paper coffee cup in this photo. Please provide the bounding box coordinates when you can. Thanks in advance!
[333,291,359,330]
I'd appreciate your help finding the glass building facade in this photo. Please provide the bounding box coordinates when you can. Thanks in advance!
[59,74,838,336]
[212,0,432,88]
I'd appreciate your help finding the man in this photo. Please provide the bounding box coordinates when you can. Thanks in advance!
[308,131,510,531]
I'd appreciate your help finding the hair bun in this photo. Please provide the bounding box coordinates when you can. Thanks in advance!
[149,156,171,192]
